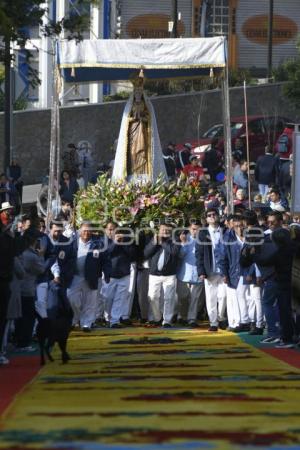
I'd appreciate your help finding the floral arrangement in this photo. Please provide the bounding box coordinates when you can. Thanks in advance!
[75,174,204,229]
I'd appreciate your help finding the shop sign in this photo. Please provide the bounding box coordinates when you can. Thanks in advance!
[126,14,185,38]
[242,15,298,45]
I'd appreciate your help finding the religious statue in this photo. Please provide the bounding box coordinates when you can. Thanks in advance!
[112,70,167,182]
[127,75,150,177]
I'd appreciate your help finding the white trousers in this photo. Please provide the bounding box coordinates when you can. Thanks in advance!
[120,264,137,320]
[246,284,263,328]
[67,276,98,328]
[226,277,250,328]
[204,275,226,327]
[236,277,250,324]
[35,282,49,318]
[102,275,130,326]
[176,280,204,323]
[148,275,177,325]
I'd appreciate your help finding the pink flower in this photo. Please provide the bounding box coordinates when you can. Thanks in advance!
[150,195,159,204]
[130,207,139,216]
[135,195,146,209]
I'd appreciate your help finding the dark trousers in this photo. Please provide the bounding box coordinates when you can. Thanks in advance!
[262,280,280,338]
[15,296,36,348]
[0,281,10,352]
[277,283,294,343]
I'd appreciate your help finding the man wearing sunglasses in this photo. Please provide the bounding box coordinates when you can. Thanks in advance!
[195,208,226,332]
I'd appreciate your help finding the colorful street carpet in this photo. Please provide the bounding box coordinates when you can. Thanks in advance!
[1,326,300,450]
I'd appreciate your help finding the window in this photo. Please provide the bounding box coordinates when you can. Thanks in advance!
[230,122,244,137]
[27,50,39,101]
[200,0,229,38]
[202,124,224,138]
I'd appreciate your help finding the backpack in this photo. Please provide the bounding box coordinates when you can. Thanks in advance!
[277,134,289,153]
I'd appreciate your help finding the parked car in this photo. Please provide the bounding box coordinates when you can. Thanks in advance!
[177,115,290,162]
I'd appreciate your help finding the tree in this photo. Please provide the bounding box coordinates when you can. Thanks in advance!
[0,0,92,169]
[273,37,300,109]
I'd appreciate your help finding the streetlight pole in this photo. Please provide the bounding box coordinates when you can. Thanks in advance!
[171,0,178,38]
[4,36,13,170]
[267,0,274,80]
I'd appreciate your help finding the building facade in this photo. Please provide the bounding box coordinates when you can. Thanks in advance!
[119,0,300,73]
[13,0,114,109]
[13,0,300,110]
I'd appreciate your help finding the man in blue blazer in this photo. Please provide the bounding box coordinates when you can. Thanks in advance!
[195,209,227,332]
[67,222,111,331]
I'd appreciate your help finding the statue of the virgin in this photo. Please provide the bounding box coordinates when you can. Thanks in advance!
[112,70,167,182]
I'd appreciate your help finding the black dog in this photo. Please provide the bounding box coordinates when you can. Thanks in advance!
[36,282,73,365]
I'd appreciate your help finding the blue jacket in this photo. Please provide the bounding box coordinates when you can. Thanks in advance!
[80,237,111,289]
[195,228,224,278]
[53,236,78,288]
[240,233,275,282]
[107,239,136,279]
[37,235,61,285]
[221,230,245,289]
[178,236,201,284]
[144,238,180,276]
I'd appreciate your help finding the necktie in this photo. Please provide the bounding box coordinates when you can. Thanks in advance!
[157,249,165,271]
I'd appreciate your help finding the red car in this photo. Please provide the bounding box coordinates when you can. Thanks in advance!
[177,115,290,162]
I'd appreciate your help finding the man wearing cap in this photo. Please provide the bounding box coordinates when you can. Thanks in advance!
[176,143,192,171]
[0,202,27,364]
[182,155,206,183]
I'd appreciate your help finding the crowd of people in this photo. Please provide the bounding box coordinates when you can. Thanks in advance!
[0,134,299,367]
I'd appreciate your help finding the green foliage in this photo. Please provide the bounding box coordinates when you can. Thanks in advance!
[104,91,131,102]
[271,34,300,108]
[104,69,256,102]
[273,57,300,109]
[75,175,204,229]
[228,68,253,87]
[0,61,28,111]
[0,0,46,45]
[0,0,94,88]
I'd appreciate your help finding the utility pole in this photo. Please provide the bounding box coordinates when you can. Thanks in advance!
[4,36,13,170]
[267,0,274,80]
[171,0,178,38]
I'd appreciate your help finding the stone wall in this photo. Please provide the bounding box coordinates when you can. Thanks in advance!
[0,82,299,184]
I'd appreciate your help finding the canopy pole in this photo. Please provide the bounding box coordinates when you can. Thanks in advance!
[46,39,60,228]
[56,65,61,210]
[243,80,252,208]
[221,61,233,214]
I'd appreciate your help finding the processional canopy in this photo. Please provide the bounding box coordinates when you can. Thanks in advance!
[56,37,229,185]
[57,37,227,82]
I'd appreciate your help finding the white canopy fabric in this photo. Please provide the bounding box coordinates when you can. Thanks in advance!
[58,37,227,82]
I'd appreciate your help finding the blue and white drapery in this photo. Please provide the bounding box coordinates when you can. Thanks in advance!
[57,37,227,82]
